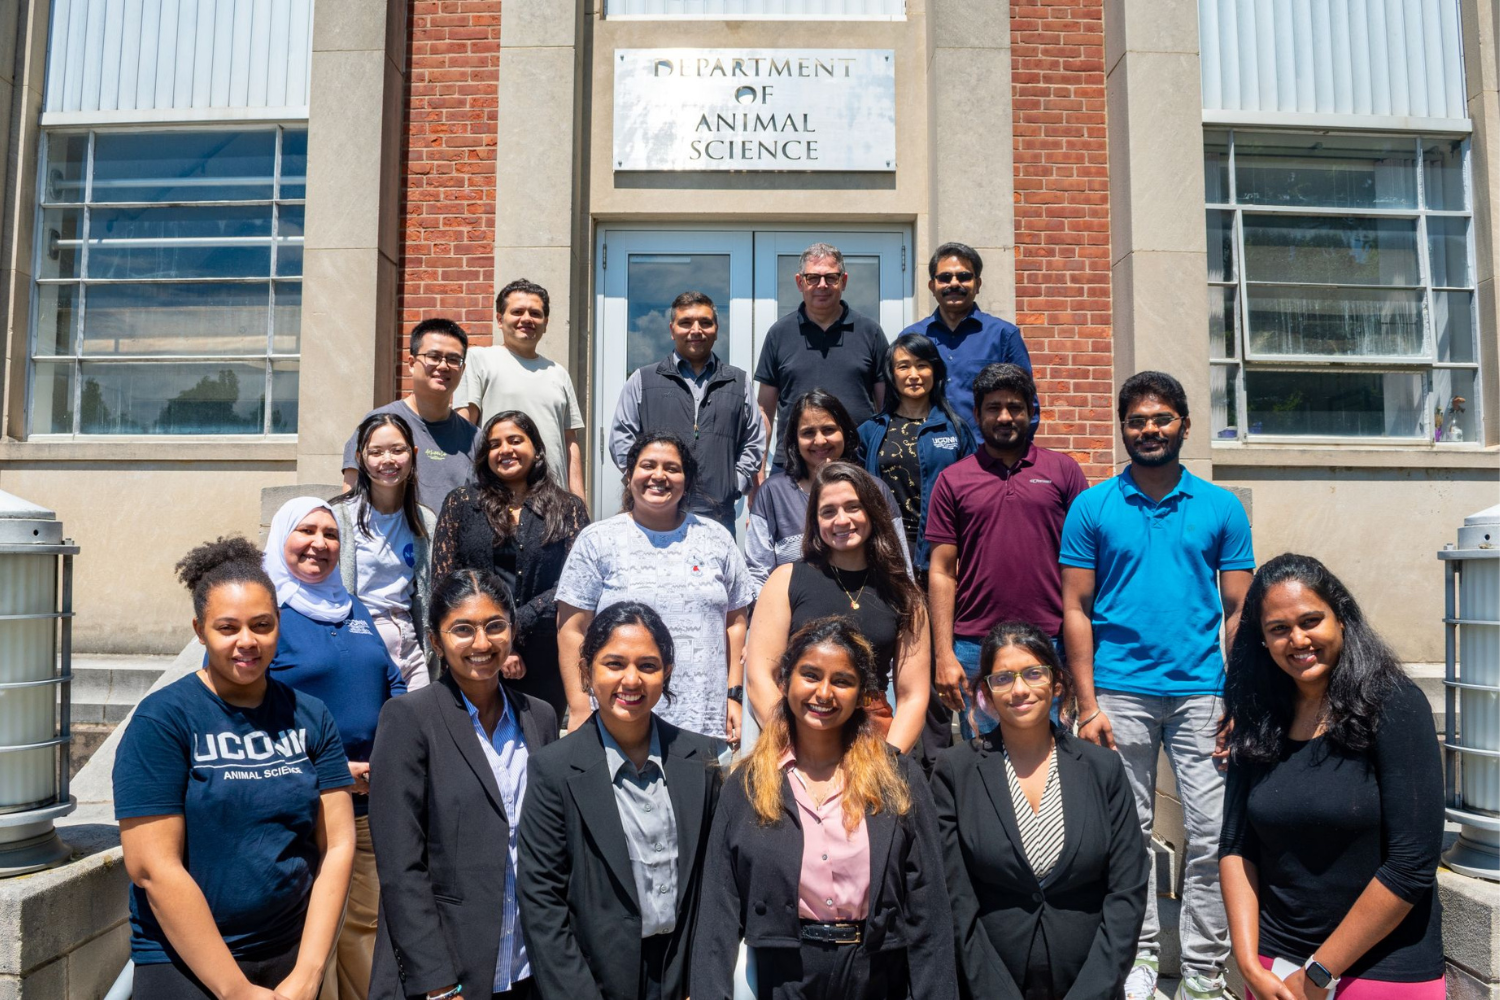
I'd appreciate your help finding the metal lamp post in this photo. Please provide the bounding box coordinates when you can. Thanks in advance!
[0,491,77,876]
[1440,503,1500,881]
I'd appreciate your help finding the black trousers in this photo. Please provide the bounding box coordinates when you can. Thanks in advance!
[493,977,535,1000]
[752,941,909,1000]
[132,947,299,999]
[639,933,671,1000]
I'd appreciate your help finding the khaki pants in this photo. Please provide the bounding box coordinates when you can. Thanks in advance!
[321,813,379,1000]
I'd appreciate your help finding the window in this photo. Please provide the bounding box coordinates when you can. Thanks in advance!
[30,127,304,436]
[1205,130,1481,444]
[604,0,904,17]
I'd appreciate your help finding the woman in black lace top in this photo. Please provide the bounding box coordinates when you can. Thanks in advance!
[432,409,589,715]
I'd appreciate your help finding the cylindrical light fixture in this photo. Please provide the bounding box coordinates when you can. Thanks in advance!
[0,491,77,876]
[1440,503,1499,881]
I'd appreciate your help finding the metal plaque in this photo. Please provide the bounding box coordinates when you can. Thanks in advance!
[613,49,896,172]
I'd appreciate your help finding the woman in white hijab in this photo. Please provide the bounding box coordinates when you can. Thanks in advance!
[263,496,406,1000]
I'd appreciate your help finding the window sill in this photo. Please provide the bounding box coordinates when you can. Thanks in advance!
[1211,441,1498,471]
[0,437,298,463]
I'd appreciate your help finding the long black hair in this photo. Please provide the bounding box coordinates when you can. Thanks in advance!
[427,568,518,663]
[474,410,575,544]
[782,389,861,480]
[881,332,968,436]
[970,620,1075,731]
[621,430,701,516]
[1221,553,1403,763]
[579,600,676,707]
[333,412,427,538]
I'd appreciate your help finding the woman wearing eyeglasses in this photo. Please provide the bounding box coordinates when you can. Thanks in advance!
[933,620,1149,1000]
[368,569,559,1000]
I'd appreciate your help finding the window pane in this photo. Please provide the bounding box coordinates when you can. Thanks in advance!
[279,130,307,200]
[30,362,74,434]
[1211,363,1238,438]
[775,254,880,322]
[92,131,276,202]
[33,284,79,355]
[1244,369,1423,437]
[90,204,273,241]
[87,244,271,280]
[1204,131,1229,203]
[1434,290,1474,363]
[277,204,304,238]
[625,254,732,376]
[1206,210,1234,281]
[270,361,298,432]
[1234,133,1417,209]
[1242,214,1418,285]
[273,282,301,354]
[1427,216,1470,287]
[1246,285,1423,357]
[43,134,88,203]
[275,246,303,276]
[1209,285,1236,359]
[82,282,270,355]
[79,362,270,433]
[1434,368,1476,443]
[1423,137,1467,211]
[37,208,83,280]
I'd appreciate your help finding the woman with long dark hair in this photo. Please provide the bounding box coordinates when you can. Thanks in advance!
[332,411,438,690]
[746,462,930,752]
[519,601,725,1000]
[692,617,955,1000]
[856,333,976,571]
[1219,553,1444,1000]
[745,389,908,591]
[934,620,1148,1000]
[432,409,590,715]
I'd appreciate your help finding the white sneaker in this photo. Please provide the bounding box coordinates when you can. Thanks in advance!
[1124,960,1159,1000]
[1179,973,1228,1000]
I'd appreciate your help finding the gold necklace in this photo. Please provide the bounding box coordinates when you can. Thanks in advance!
[831,566,866,610]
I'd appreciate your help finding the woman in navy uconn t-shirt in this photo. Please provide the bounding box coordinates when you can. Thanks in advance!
[114,537,355,1000]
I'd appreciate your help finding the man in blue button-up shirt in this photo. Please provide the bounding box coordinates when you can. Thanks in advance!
[898,241,1036,439]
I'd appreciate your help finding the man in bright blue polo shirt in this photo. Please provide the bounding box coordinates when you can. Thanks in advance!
[1060,371,1254,1000]
[898,241,1036,438]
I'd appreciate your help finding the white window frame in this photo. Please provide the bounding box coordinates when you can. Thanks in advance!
[603,0,905,20]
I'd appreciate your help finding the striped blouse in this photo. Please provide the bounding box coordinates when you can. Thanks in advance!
[1003,746,1066,881]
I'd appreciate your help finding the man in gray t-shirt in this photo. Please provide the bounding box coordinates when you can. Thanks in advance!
[342,318,481,513]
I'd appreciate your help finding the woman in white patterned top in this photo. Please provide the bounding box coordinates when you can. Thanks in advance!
[931,620,1149,1000]
[556,431,753,742]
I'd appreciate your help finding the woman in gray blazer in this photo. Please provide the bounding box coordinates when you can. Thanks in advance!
[368,569,558,1000]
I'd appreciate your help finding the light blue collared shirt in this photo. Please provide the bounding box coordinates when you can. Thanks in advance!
[596,717,679,937]
[460,688,531,991]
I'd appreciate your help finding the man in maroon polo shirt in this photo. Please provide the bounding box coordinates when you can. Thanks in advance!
[924,362,1088,746]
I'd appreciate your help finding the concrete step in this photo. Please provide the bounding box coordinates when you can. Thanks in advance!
[68,653,176,725]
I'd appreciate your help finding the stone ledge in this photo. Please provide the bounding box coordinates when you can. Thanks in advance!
[1442,867,1500,981]
[0,439,298,464]
[0,822,126,978]
[1211,442,1500,471]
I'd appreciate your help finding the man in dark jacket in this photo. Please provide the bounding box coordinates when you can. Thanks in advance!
[608,290,766,534]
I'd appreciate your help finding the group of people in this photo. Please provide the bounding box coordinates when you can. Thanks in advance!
[114,241,1446,1000]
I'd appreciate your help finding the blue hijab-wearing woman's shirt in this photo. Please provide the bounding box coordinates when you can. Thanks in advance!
[857,407,976,569]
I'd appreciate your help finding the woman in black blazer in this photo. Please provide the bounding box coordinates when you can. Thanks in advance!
[692,616,956,1000]
[933,620,1148,1000]
[368,569,558,1000]
[518,601,725,1000]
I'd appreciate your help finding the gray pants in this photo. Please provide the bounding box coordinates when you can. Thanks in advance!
[1097,690,1230,980]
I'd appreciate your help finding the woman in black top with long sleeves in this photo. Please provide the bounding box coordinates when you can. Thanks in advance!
[433,410,589,715]
[1219,553,1444,1000]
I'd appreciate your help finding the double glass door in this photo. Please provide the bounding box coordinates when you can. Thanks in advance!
[593,227,910,514]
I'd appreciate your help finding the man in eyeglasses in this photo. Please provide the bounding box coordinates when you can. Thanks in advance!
[341,317,481,512]
[1059,370,1255,1000]
[898,241,1035,439]
[754,242,888,470]
[608,290,765,534]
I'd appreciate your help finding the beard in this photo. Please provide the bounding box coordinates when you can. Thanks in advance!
[1125,428,1185,466]
[982,422,1031,452]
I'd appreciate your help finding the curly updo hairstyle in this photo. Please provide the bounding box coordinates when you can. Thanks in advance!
[175,536,277,619]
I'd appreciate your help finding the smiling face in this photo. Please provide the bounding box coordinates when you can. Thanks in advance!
[629,441,687,515]
[1121,393,1189,467]
[589,622,671,727]
[283,508,339,584]
[928,253,981,314]
[498,291,548,357]
[785,641,862,735]
[796,407,846,474]
[487,420,537,485]
[435,594,513,685]
[408,330,466,397]
[361,424,414,492]
[977,387,1031,454]
[1259,581,1344,691]
[982,644,1059,732]
[195,581,279,692]
[891,347,935,405]
[795,254,847,314]
[815,480,869,554]
[670,303,718,367]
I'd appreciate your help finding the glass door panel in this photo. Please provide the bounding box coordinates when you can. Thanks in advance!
[773,253,882,323]
[626,254,733,374]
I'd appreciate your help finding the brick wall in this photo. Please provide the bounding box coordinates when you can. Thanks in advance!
[1010,1,1115,482]
[398,0,502,394]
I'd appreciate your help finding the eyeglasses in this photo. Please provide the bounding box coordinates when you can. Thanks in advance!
[799,272,844,286]
[934,270,976,284]
[363,445,411,460]
[439,619,510,643]
[983,665,1053,691]
[415,351,466,370]
[1123,414,1181,431]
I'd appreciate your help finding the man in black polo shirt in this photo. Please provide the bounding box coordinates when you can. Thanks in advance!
[608,290,765,534]
[754,242,888,470]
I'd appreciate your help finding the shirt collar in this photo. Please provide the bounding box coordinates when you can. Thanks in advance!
[926,304,985,336]
[597,715,664,778]
[671,350,716,381]
[1120,465,1196,504]
[974,442,1038,473]
[459,686,513,737]
[797,301,851,334]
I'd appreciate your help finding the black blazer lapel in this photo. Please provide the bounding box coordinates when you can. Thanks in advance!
[660,724,707,906]
[436,674,505,816]
[1046,733,1091,885]
[507,682,547,749]
[567,719,641,912]
[974,739,1041,890]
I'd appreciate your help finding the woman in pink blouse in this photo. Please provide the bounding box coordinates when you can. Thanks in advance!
[691,617,955,1000]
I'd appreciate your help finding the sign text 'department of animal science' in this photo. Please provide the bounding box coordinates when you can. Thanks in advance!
[613,49,897,172]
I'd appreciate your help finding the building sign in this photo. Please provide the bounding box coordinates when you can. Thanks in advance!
[613,49,896,172]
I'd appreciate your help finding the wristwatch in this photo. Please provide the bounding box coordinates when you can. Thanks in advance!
[1304,957,1338,990]
[726,685,744,704]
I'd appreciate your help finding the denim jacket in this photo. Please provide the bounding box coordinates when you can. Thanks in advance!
[857,408,977,569]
